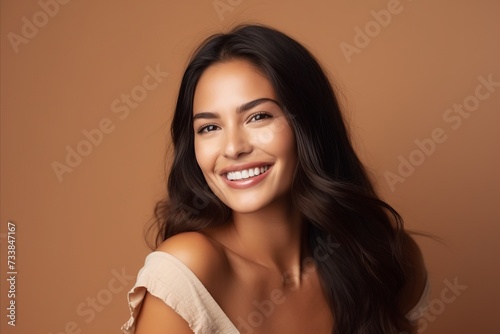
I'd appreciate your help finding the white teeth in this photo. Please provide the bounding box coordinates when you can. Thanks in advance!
[226,165,270,181]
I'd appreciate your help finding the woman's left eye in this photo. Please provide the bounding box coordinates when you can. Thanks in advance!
[249,112,272,122]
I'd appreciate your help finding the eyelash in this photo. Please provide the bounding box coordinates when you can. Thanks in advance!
[196,112,273,134]
[196,124,218,134]
[250,112,273,122]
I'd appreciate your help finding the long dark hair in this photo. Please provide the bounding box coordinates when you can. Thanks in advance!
[151,24,411,333]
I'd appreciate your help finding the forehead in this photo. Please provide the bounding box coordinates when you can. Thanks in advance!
[193,60,277,112]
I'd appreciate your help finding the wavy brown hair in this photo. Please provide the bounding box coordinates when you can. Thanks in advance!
[149,24,412,333]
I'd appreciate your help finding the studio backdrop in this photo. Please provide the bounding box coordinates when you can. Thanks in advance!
[1,0,499,333]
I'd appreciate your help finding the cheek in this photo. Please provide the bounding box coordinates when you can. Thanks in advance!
[194,139,219,174]
[266,121,296,159]
[251,117,295,147]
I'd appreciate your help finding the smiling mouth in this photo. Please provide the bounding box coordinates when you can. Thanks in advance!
[225,165,272,181]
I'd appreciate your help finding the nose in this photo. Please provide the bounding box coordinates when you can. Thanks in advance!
[222,127,252,159]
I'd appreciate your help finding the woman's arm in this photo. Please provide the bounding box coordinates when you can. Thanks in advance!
[134,292,193,334]
[133,231,228,334]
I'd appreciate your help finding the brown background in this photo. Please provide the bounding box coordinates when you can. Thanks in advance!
[1,0,499,333]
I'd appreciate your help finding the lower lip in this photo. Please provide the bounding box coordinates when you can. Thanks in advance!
[222,166,273,189]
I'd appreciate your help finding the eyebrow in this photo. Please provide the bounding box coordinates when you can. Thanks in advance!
[193,98,281,121]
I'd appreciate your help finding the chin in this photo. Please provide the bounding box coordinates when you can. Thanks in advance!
[225,202,266,214]
[226,191,291,214]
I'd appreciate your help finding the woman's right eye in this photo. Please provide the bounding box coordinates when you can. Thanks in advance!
[197,124,219,134]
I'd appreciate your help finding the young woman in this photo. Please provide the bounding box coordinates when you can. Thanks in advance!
[122,24,428,334]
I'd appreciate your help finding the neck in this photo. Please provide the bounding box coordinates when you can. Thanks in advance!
[226,196,307,276]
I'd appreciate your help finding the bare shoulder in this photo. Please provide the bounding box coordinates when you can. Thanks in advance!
[398,232,428,313]
[156,231,231,289]
[134,231,231,334]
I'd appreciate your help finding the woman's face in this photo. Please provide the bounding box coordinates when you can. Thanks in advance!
[193,59,297,213]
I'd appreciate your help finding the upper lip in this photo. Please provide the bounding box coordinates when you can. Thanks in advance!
[220,162,274,175]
